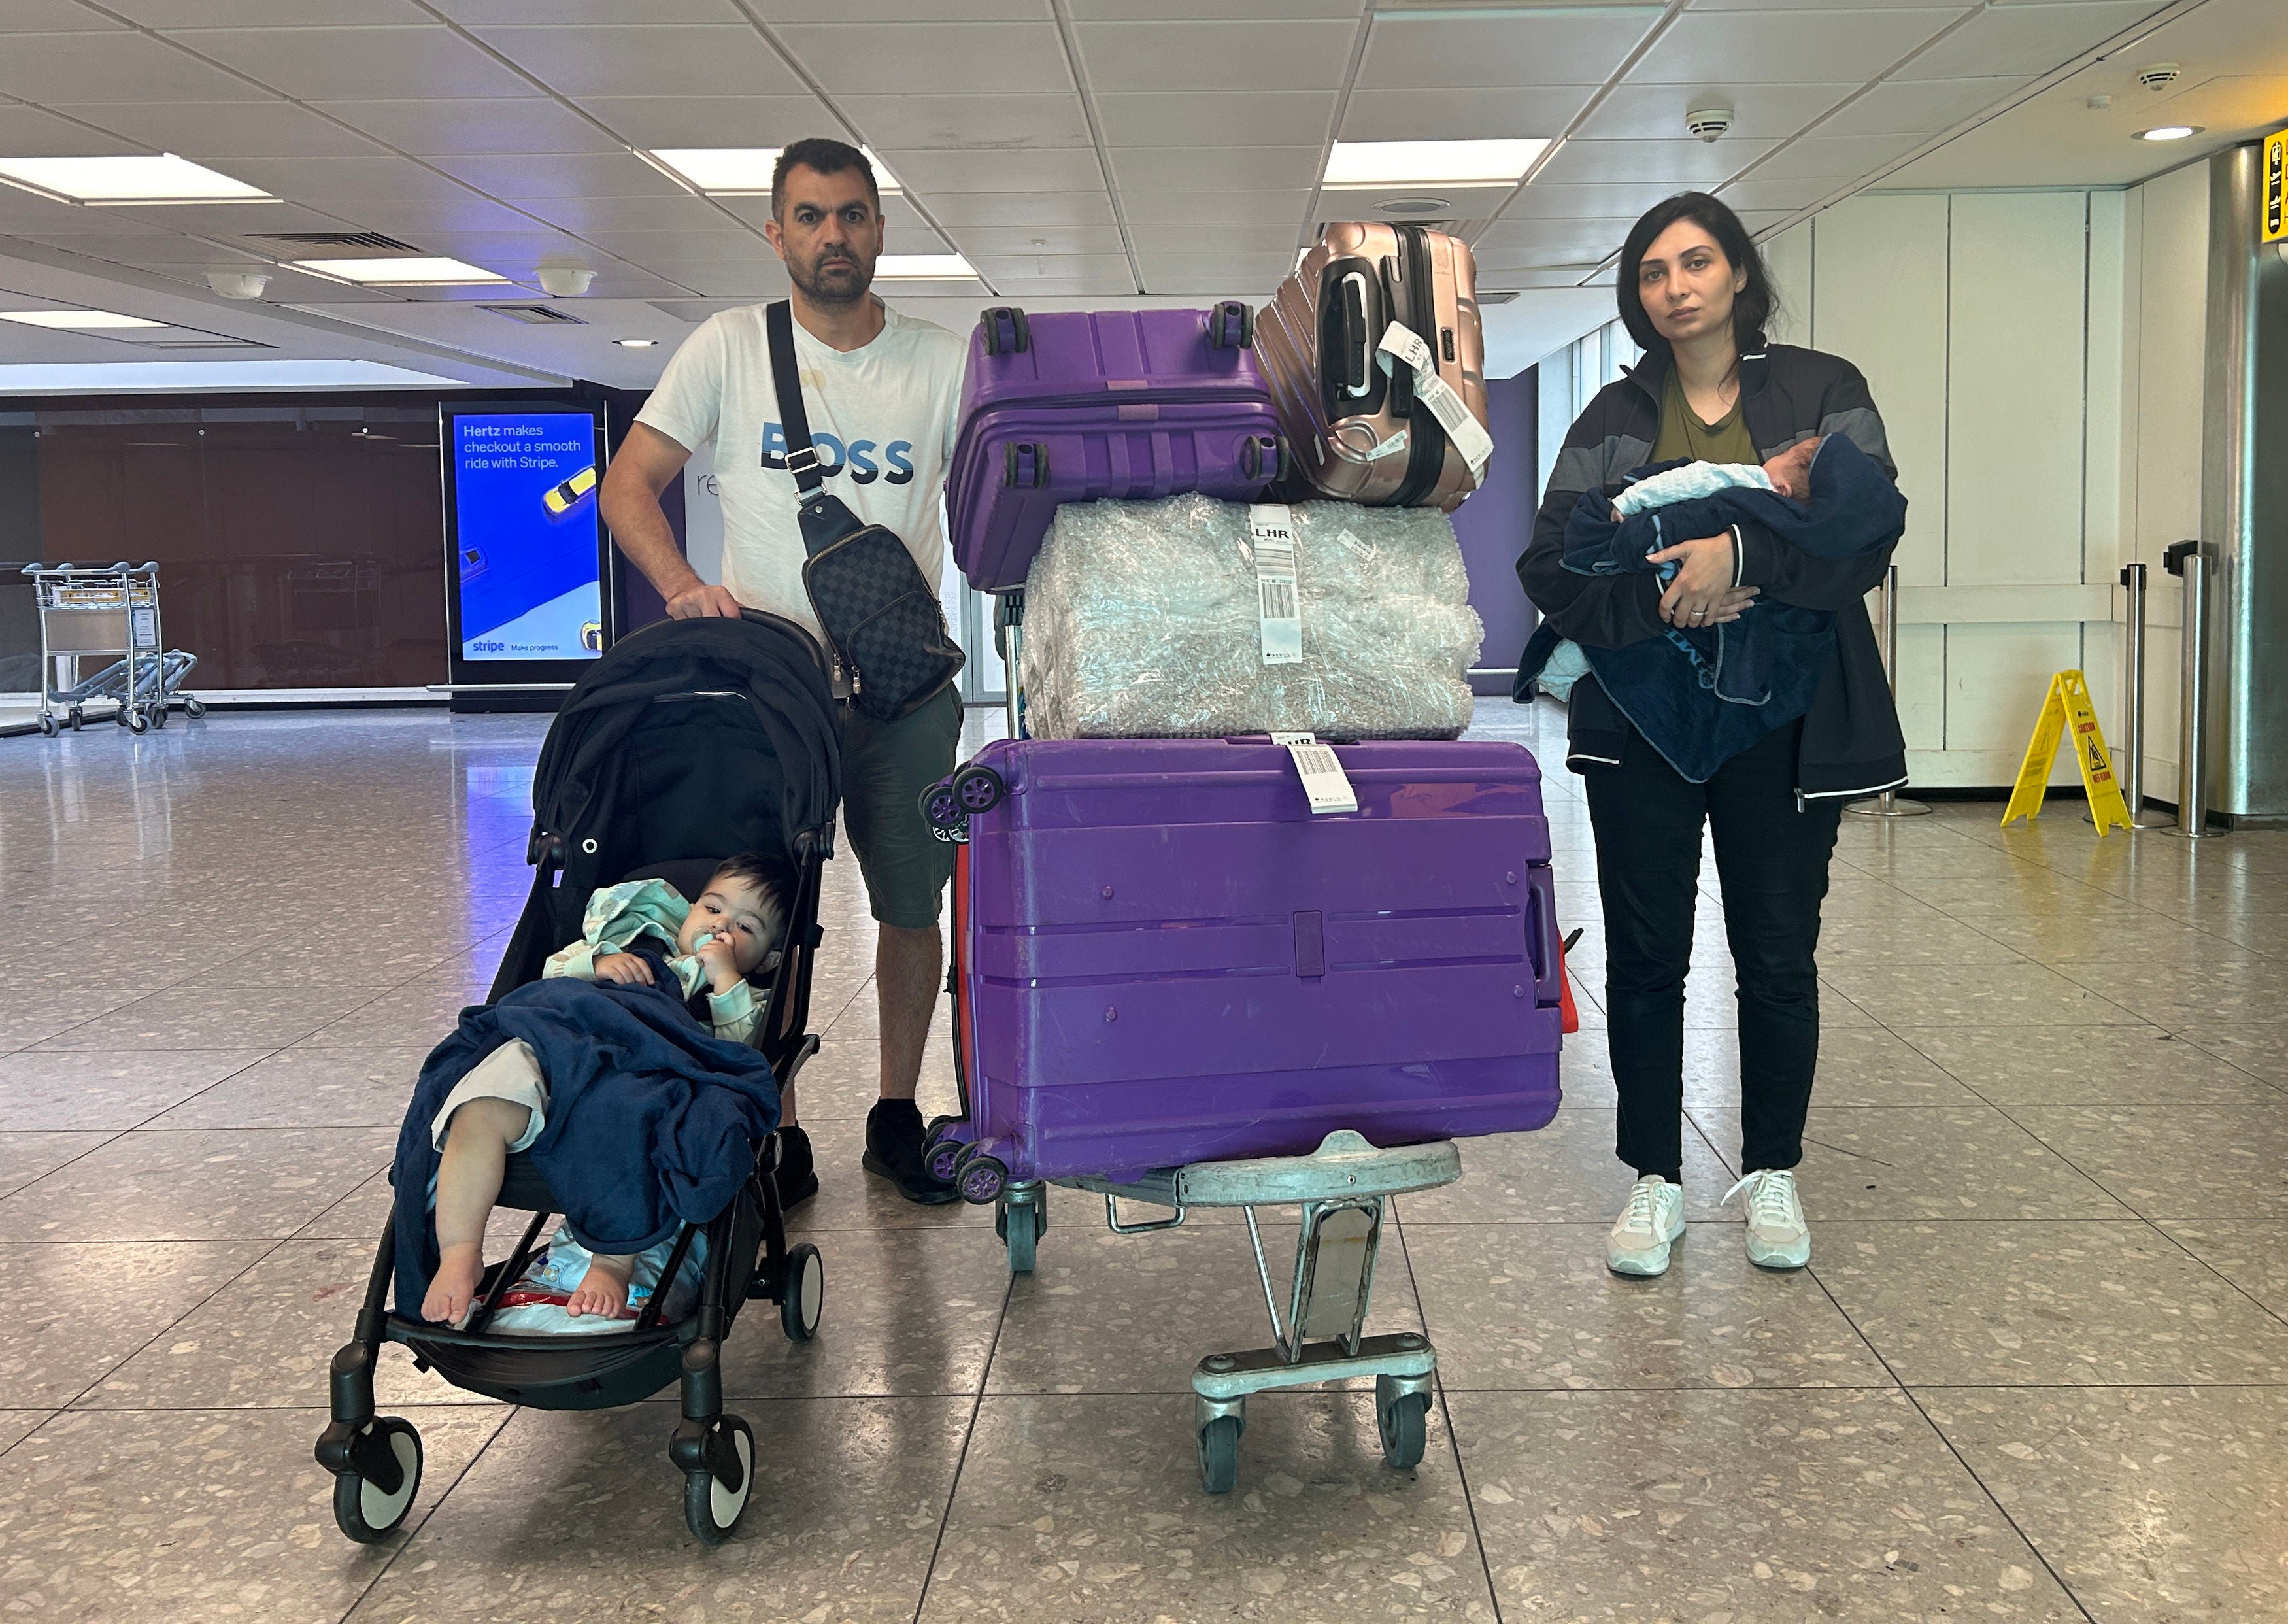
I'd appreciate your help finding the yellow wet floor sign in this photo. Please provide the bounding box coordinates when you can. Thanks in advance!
[2001,669,2134,835]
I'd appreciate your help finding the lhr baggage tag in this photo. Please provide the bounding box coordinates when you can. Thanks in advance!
[1247,503,1304,666]
[1376,322,1495,481]
[1270,731,1358,816]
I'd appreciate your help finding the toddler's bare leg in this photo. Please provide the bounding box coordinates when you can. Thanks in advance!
[421,1096,533,1324]
[565,1252,637,1319]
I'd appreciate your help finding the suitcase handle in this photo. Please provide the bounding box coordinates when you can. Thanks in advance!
[1524,865,1562,1007]
[1336,272,1373,399]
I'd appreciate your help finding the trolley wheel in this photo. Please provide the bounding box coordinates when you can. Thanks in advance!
[952,764,1006,817]
[1198,1413,1243,1495]
[184,698,206,719]
[923,1126,966,1187]
[125,708,148,735]
[37,714,57,737]
[1376,1380,1429,1471]
[779,1242,823,1342]
[954,1150,1007,1206]
[682,1414,754,1544]
[918,779,964,831]
[996,1194,1044,1274]
[67,707,84,730]
[150,702,167,730]
[330,1417,423,1544]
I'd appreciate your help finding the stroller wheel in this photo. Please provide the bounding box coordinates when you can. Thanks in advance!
[952,764,1007,817]
[682,1414,755,1544]
[1376,1378,1429,1471]
[330,1417,423,1544]
[1197,1413,1243,1495]
[918,779,963,831]
[780,1242,824,1342]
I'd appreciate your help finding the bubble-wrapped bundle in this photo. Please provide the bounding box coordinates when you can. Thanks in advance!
[1020,494,1484,740]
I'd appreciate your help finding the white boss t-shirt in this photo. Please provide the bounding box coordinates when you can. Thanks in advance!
[635,301,967,643]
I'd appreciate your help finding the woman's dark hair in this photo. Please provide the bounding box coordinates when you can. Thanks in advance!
[1615,191,1778,357]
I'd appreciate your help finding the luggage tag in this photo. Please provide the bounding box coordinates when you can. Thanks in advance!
[1246,503,1304,666]
[1270,731,1358,817]
[1375,322,1496,480]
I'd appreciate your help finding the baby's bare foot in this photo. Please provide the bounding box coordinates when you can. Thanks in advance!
[422,1243,484,1325]
[565,1255,635,1319]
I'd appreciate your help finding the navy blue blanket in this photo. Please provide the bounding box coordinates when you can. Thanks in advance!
[1557,433,1905,781]
[390,950,780,1318]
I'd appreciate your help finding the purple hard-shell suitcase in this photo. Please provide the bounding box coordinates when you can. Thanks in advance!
[940,737,1564,1193]
[947,303,1288,592]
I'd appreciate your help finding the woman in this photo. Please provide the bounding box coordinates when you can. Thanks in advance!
[1517,192,1907,1278]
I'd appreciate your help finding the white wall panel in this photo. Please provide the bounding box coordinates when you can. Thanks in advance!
[1759,219,1811,347]
[1943,622,2086,769]
[1945,190,2087,590]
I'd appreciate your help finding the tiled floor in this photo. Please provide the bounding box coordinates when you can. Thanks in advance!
[1,700,2284,1623]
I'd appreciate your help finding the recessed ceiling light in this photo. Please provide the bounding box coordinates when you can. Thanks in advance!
[2134,125,2201,141]
[0,308,167,329]
[1322,139,1549,188]
[0,153,273,206]
[875,254,976,280]
[643,146,902,197]
[286,256,509,285]
[614,337,658,347]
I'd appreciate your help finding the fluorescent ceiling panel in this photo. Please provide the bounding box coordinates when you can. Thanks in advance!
[0,153,273,206]
[645,146,902,197]
[1322,139,1550,187]
[0,360,463,394]
[287,256,510,285]
[0,309,165,329]
[874,254,975,279]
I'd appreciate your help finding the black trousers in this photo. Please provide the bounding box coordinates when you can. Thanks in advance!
[1581,718,1843,1184]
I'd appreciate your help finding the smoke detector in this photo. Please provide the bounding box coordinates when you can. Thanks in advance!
[1685,101,1734,143]
[534,262,596,297]
[2136,62,2181,91]
[205,269,269,300]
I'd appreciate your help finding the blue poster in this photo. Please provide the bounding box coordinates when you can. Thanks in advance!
[452,413,604,661]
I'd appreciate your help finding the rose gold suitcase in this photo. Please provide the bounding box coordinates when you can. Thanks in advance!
[1255,222,1490,509]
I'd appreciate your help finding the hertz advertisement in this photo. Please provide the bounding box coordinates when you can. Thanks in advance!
[447,410,607,663]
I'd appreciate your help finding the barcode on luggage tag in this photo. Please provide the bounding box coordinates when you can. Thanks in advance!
[1335,528,1377,562]
[1375,322,1496,479]
[1247,503,1304,666]
[1280,737,1358,817]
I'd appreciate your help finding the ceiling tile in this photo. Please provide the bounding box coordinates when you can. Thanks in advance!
[1069,0,1357,14]
[618,263,788,297]
[1717,175,1853,212]
[0,104,146,156]
[1897,1,2170,80]
[516,195,739,234]
[109,0,430,22]
[576,229,772,258]
[1120,190,1309,226]
[0,1,127,24]
[1573,82,1859,142]
[774,23,1070,95]
[180,27,545,101]
[428,0,744,20]
[469,25,807,98]
[883,148,1105,194]
[1134,251,1297,296]
[1741,133,1926,182]
[969,250,1133,280]
[112,199,359,234]
[1078,20,1354,92]
[572,95,835,149]
[941,223,1128,255]
[1501,180,1700,220]
[839,93,1092,150]
[756,0,1050,17]
[1340,86,1594,143]
[324,195,552,237]
[220,156,495,203]
[397,228,607,263]
[426,153,690,199]
[1536,135,1781,187]
[1095,90,1334,148]
[1474,218,1638,271]
[924,192,1119,228]
[1110,146,1322,192]
[1361,13,1662,90]
[1317,181,1520,219]
[973,267,1143,295]
[1811,77,2032,139]
[1630,9,1959,86]
[53,100,391,158]
[1128,224,1300,258]
[0,31,275,102]
[312,97,628,155]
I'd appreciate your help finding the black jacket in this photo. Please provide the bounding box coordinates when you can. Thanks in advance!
[1517,341,1908,801]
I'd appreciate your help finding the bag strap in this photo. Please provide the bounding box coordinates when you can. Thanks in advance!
[765,300,826,501]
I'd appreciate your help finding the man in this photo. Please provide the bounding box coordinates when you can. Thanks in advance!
[599,137,967,1206]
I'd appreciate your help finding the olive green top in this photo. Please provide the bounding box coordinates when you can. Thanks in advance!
[1654,367,1757,466]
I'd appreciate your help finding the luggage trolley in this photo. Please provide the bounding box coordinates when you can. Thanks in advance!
[20,561,203,736]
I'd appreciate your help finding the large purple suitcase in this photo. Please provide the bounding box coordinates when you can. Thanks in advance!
[937,737,1564,1194]
[947,304,1287,592]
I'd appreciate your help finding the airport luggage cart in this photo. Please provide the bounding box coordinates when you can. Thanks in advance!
[20,561,203,736]
[991,1130,1458,1495]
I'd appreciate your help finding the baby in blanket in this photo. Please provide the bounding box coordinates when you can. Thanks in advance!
[419,853,788,1327]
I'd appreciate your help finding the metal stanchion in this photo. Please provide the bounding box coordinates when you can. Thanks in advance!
[2158,539,2218,839]
[2090,561,2167,830]
[1847,563,1930,817]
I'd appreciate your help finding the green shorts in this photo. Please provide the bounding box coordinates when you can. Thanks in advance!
[840,685,964,929]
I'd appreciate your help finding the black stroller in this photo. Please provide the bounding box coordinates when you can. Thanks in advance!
[316,609,842,1546]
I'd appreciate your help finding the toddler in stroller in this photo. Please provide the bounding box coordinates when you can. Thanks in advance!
[317,609,844,1548]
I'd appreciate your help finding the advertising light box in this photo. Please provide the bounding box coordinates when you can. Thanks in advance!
[448,411,605,662]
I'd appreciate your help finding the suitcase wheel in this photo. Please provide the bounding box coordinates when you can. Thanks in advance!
[1206,300,1253,350]
[1001,441,1049,489]
[953,1149,1007,1206]
[924,1129,967,1187]
[918,779,964,831]
[952,764,1007,817]
[1240,435,1287,485]
[980,305,1030,356]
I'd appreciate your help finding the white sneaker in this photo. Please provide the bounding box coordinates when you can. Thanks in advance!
[1722,1168,1811,1270]
[1605,1174,1687,1276]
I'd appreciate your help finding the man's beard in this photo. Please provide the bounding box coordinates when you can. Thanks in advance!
[790,246,871,307]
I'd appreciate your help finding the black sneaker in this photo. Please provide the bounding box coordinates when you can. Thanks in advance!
[862,1100,960,1206]
[771,1125,818,1213]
